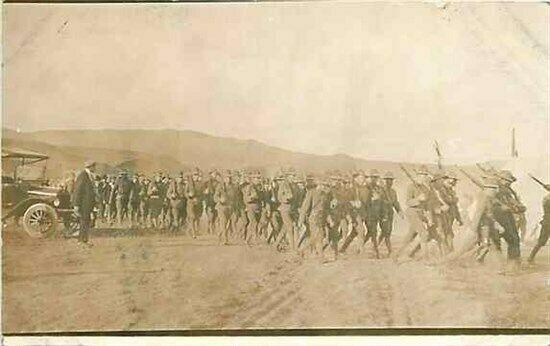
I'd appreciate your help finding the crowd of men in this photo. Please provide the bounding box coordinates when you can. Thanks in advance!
[69,160,549,269]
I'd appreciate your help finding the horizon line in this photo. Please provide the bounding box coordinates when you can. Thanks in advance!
[1,126,536,166]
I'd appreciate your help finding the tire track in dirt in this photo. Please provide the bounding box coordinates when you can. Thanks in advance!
[211,256,306,328]
[385,264,414,326]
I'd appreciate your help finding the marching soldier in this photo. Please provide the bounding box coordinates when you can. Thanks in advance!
[138,175,150,228]
[437,172,463,251]
[298,176,334,261]
[378,171,402,257]
[395,166,433,261]
[186,170,204,239]
[275,175,296,250]
[327,175,349,255]
[214,172,235,245]
[95,175,109,223]
[429,172,453,255]
[257,178,275,243]
[242,172,262,245]
[339,171,369,254]
[107,175,117,225]
[363,169,384,259]
[492,170,525,270]
[296,174,315,250]
[166,172,186,233]
[527,182,550,263]
[128,174,142,228]
[232,173,246,239]
[112,171,132,227]
[204,171,219,235]
[474,176,503,263]
[147,173,164,229]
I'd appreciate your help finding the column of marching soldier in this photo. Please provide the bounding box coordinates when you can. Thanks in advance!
[67,164,549,267]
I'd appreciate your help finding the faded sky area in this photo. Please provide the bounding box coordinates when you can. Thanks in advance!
[3,2,549,163]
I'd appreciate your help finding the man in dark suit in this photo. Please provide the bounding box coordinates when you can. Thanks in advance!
[72,160,97,246]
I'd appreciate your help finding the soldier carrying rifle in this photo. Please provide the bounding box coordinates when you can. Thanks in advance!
[527,174,550,264]
[394,165,435,262]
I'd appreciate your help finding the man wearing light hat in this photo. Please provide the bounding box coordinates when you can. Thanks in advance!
[363,169,384,259]
[378,171,402,257]
[339,170,369,254]
[394,167,433,261]
[71,160,97,247]
[185,170,204,239]
[492,170,525,269]
[166,172,186,232]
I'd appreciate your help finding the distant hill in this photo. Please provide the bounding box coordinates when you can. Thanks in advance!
[2,129,189,178]
[3,128,415,178]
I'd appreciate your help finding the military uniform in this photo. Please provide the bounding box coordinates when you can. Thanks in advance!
[528,190,550,263]
[339,172,369,254]
[204,176,218,235]
[138,178,150,227]
[363,170,385,258]
[147,177,164,228]
[186,175,203,238]
[428,174,453,254]
[107,177,117,225]
[128,176,142,227]
[378,172,401,256]
[299,180,333,259]
[166,174,186,232]
[112,173,132,226]
[396,171,433,260]
[492,179,524,263]
[214,177,235,245]
[243,177,262,244]
[275,178,296,250]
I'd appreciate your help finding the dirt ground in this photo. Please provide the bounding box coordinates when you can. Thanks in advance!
[2,224,549,333]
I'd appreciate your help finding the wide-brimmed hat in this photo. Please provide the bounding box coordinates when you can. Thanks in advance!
[416,165,430,176]
[446,171,458,181]
[383,171,395,180]
[84,160,96,168]
[497,170,516,183]
[367,169,380,177]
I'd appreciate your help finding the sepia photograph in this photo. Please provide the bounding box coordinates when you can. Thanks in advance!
[1,0,549,338]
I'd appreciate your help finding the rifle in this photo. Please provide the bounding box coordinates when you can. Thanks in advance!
[528,173,550,191]
[475,163,489,174]
[399,164,421,187]
[297,223,309,249]
[434,140,443,170]
[457,167,484,189]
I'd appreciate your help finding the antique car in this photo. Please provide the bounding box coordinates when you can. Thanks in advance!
[1,148,78,238]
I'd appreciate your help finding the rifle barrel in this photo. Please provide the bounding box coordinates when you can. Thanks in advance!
[528,173,548,189]
[458,168,483,189]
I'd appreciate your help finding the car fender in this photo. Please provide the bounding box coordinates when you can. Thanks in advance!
[2,197,56,221]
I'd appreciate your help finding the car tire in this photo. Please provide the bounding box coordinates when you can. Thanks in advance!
[62,213,80,238]
[22,203,57,238]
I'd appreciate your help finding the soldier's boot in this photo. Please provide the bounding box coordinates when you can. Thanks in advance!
[288,227,296,251]
[370,233,380,259]
[192,219,199,239]
[339,228,357,253]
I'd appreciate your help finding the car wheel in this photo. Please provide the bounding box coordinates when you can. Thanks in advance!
[22,203,57,238]
[62,213,80,238]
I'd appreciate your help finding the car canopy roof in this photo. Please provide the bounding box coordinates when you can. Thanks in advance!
[2,147,49,163]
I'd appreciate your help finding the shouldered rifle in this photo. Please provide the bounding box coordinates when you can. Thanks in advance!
[458,167,484,189]
[399,164,420,187]
[528,173,550,191]
[476,163,489,174]
[434,140,443,170]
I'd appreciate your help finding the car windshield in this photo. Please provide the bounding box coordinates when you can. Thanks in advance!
[1,148,49,182]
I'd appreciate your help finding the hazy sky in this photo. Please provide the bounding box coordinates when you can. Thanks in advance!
[4,2,549,163]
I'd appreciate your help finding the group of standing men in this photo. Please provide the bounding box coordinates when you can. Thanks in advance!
[70,160,549,267]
